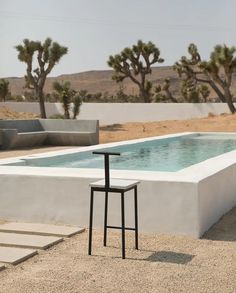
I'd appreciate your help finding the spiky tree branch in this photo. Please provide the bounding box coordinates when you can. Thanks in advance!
[0,79,10,102]
[155,79,178,102]
[174,43,236,113]
[108,40,164,102]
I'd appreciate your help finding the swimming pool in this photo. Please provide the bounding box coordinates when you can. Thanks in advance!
[5,133,236,172]
[1,132,236,238]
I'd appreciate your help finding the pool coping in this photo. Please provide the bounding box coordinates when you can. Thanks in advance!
[1,131,236,184]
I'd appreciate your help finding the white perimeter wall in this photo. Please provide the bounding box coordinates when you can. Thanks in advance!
[1,102,233,125]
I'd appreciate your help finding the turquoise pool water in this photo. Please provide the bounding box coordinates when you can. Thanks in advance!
[7,134,236,172]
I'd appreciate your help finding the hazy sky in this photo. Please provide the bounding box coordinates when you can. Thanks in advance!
[1,0,236,77]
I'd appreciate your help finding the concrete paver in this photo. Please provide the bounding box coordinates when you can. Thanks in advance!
[0,222,85,237]
[0,232,63,249]
[0,247,37,265]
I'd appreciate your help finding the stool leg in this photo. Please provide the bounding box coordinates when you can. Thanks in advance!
[88,188,94,255]
[121,191,125,259]
[134,185,138,250]
[103,191,108,246]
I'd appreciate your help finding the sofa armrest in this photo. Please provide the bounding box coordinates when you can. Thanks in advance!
[2,129,18,136]
[0,129,2,146]
[2,128,18,137]
[1,129,18,149]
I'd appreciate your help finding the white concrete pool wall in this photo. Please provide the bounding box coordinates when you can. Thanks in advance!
[1,132,236,238]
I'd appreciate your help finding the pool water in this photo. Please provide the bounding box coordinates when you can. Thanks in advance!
[11,133,236,172]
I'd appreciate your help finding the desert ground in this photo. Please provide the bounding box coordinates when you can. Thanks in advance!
[1,107,236,292]
[0,106,38,120]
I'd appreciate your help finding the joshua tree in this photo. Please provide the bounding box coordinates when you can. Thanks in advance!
[53,81,74,119]
[72,94,82,119]
[155,79,178,102]
[15,38,68,118]
[0,79,10,102]
[53,81,82,119]
[181,79,210,103]
[108,40,164,103]
[174,43,236,113]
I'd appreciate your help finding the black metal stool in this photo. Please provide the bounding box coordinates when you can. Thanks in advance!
[88,151,139,259]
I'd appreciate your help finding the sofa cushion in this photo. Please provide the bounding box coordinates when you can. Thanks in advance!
[39,119,98,132]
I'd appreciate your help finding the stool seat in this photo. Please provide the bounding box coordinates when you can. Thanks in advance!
[90,179,140,190]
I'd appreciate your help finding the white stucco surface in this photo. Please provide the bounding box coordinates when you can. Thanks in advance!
[2,102,234,125]
[0,132,236,238]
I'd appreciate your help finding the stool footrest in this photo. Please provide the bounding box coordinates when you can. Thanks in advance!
[106,225,136,231]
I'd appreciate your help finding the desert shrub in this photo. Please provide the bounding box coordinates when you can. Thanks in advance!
[53,81,82,119]
[49,113,64,119]
[208,112,215,117]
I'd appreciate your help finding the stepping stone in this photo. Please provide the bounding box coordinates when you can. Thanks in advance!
[0,232,63,249]
[0,222,85,237]
[0,247,37,265]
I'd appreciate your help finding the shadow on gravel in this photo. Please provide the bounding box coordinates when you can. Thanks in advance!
[100,124,126,132]
[92,249,195,264]
[203,207,236,242]
[145,251,194,265]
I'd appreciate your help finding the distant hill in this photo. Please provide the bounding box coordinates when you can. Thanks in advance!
[6,66,179,96]
[5,66,236,100]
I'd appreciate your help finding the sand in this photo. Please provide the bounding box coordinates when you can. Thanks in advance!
[1,112,236,292]
[99,113,236,143]
[0,106,38,120]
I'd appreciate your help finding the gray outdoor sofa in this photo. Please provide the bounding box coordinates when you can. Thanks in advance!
[0,119,99,149]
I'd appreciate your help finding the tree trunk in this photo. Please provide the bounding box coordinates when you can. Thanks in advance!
[64,109,70,119]
[224,87,236,114]
[139,87,151,103]
[209,81,226,102]
[36,88,47,118]
[165,89,178,103]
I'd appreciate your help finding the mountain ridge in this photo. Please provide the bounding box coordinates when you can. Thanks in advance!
[4,66,236,100]
[4,66,181,97]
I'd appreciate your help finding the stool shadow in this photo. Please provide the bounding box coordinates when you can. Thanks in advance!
[145,251,194,265]
[92,249,194,264]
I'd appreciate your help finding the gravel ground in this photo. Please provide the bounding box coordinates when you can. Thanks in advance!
[0,208,236,293]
